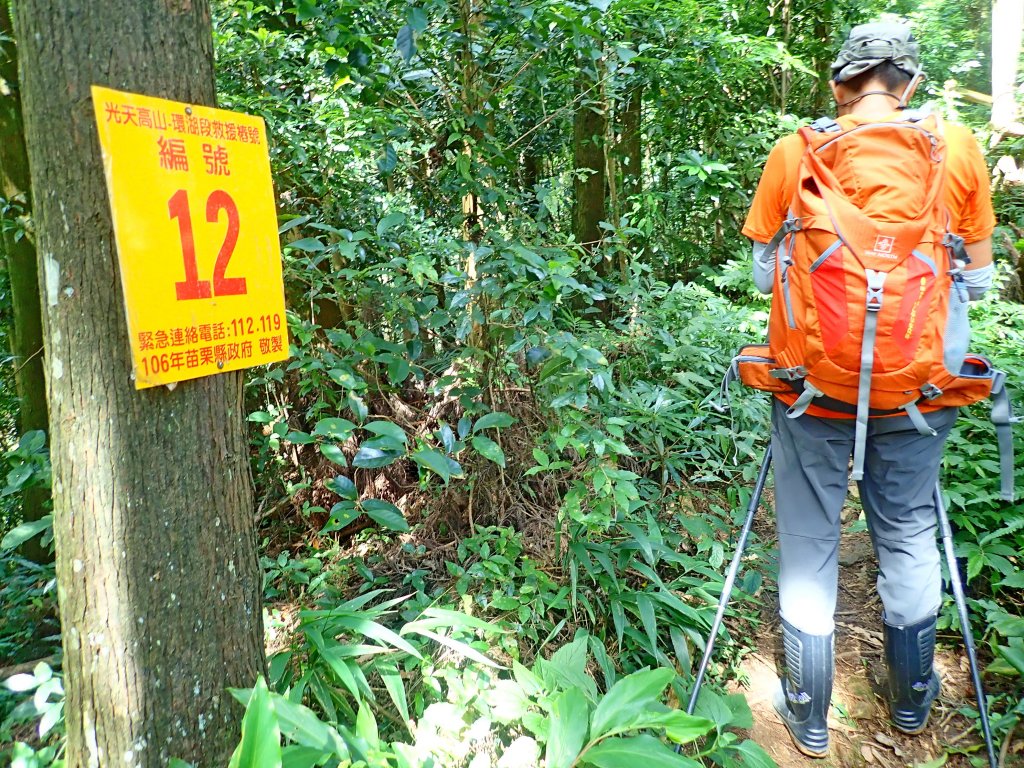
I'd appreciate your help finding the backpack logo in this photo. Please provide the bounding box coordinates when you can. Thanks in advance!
[868,235,898,260]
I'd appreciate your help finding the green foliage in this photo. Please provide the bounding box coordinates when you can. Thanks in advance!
[939,280,1024,741]
[230,621,773,768]
[0,431,51,545]
[1,662,65,767]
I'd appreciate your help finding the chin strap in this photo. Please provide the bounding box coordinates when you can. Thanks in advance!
[837,71,925,110]
[837,89,901,108]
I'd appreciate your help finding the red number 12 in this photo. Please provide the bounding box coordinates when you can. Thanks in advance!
[169,189,247,300]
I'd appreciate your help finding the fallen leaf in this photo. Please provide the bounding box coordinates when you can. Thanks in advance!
[874,732,897,748]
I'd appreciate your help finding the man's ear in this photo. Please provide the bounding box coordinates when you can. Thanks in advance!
[904,74,922,103]
[830,79,847,106]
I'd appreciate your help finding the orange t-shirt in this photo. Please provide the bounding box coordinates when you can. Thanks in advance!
[742,113,995,244]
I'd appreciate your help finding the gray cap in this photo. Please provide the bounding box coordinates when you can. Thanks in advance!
[831,22,920,83]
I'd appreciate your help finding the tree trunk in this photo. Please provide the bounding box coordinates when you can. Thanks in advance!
[618,85,643,208]
[573,72,607,259]
[13,2,265,766]
[991,0,1024,135]
[779,0,793,114]
[0,0,50,563]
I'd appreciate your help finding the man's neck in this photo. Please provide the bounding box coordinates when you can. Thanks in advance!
[838,92,902,118]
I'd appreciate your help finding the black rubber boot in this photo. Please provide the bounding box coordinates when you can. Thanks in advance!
[773,618,833,758]
[884,613,941,734]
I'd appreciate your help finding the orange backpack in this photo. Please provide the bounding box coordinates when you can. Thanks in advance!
[733,113,1016,497]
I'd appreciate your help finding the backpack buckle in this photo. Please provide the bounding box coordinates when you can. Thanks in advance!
[921,383,943,400]
[783,217,802,235]
[865,269,887,312]
[810,117,842,133]
[770,366,808,381]
[943,232,970,264]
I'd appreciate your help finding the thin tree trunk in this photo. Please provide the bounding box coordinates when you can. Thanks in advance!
[14,2,265,765]
[618,85,643,207]
[573,72,607,258]
[779,0,792,114]
[811,3,833,115]
[0,0,50,563]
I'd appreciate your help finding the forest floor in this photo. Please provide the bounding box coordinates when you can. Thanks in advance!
[730,508,1022,768]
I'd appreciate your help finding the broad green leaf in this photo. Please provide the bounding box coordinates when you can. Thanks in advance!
[352,445,403,469]
[395,24,416,63]
[590,668,674,739]
[228,677,282,768]
[998,572,1024,589]
[281,745,328,768]
[582,734,700,768]
[997,642,1024,675]
[472,435,506,467]
[325,476,357,500]
[319,444,347,466]
[546,687,589,768]
[268,694,349,759]
[323,502,359,533]
[992,614,1024,638]
[294,0,320,21]
[313,418,356,440]
[318,648,362,698]
[693,687,733,729]
[363,421,407,444]
[482,679,531,724]
[355,703,379,750]
[437,423,456,453]
[277,215,311,235]
[412,448,465,482]
[286,237,326,252]
[1,516,53,551]
[732,739,777,768]
[473,412,516,432]
[376,212,406,236]
[378,661,411,726]
[361,499,409,532]
[725,693,755,730]
[635,594,658,653]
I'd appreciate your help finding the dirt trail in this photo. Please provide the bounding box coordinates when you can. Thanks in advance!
[728,522,1020,768]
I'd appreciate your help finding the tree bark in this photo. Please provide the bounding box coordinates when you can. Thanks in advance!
[618,84,643,208]
[572,72,607,259]
[0,0,50,563]
[13,2,265,766]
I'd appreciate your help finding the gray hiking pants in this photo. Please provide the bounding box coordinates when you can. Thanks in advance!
[771,398,958,635]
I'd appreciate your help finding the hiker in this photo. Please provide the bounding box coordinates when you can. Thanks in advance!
[740,22,996,758]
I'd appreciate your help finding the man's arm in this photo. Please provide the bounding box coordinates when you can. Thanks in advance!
[751,240,775,294]
[963,236,994,300]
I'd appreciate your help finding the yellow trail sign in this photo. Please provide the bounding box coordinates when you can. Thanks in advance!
[92,85,288,389]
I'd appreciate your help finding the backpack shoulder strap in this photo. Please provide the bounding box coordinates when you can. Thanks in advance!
[809,116,841,134]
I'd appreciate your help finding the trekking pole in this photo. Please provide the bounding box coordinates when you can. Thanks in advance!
[934,483,999,768]
[684,445,773,717]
